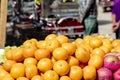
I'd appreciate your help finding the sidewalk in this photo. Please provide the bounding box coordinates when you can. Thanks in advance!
[97,6,116,39]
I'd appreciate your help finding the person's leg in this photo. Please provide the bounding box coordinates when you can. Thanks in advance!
[117,29,120,39]
[84,17,97,37]
[115,29,119,39]
[94,20,98,33]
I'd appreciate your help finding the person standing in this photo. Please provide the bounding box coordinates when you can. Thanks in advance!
[77,0,98,37]
[112,0,120,39]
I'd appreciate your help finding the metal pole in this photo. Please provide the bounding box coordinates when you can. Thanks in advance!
[41,0,44,18]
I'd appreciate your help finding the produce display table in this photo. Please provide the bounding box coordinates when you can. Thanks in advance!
[0,0,8,48]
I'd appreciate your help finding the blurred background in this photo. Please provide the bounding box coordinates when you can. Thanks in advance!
[6,0,115,46]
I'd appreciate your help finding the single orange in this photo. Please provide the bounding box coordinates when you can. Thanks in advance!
[46,39,61,52]
[67,56,79,67]
[89,37,102,49]
[102,38,112,44]
[25,64,38,79]
[34,48,50,60]
[75,47,90,63]
[23,39,37,48]
[60,76,71,80]
[30,38,38,43]
[100,45,110,54]
[56,35,70,44]
[2,60,16,72]
[11,48,24,62]
[52,47,69,60]
[74,38,84,47]
[10,63,25,79]
[83,35,93,45]
[69,66,83,80]
[104,43,113,51]
[0,68,10,80]
[36,40,47,49]
[23,57,37,66]
[111,46,120,53]
[91,48,105,58]
[112,39,120,47]
[23,46,37,58]
[45,34,57,41]
[37,58,53,73]
[88,54,103,69]
[42,70,59,80]
[61,43,76,56]
[5,49,13,60]
[53,60,70,76]
[83,65,96,80]
[77,43,92,53]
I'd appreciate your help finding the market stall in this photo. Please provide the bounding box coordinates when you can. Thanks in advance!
[1,1,120,80]
[0,0,8,48]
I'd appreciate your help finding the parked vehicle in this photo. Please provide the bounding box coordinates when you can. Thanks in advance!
[42,0,84,39]
[99,0,114,12]
[46,16,84,39]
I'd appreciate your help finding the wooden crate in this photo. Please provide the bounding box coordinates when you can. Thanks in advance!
[0,0,8,48]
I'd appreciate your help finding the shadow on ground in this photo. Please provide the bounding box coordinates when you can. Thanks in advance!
[98,20,112,25]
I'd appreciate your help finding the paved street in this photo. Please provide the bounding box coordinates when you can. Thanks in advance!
[97,6,116,38]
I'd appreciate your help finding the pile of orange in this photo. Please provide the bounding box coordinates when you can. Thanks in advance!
[0,34,120,80]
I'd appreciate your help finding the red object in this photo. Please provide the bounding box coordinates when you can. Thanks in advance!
[113,68,120,80]
[47,17,84,37]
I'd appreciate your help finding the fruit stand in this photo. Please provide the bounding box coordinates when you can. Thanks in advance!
[1,0,120,80]
[1,33,120,80]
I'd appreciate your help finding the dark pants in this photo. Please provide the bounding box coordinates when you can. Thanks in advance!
[115,29,120,39]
